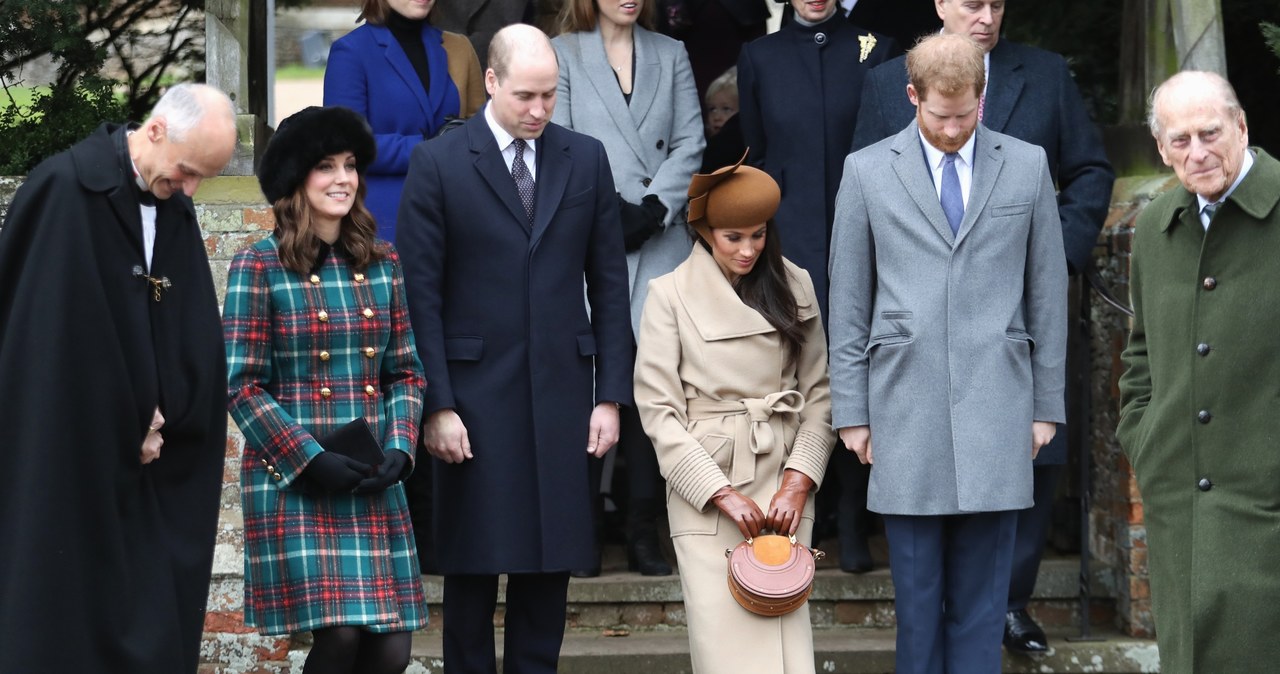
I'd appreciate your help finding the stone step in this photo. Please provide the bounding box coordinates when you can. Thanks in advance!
[416,557,1116,631]
[407,626,1159,674]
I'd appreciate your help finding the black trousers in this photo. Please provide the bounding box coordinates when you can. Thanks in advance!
[442,572,571,674]
[1008,464,1065,610]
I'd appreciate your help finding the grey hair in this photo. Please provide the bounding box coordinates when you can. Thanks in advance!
[148,83,236,142]
[1147,70,1244,138]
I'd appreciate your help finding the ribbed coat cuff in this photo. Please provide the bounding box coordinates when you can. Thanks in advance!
[668,451,731,512]
[784,428,834,488]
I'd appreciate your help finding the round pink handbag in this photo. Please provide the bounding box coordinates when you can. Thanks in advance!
[725,534,824,617]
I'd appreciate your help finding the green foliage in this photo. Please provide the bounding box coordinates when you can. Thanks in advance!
[1264,22,1280,72]
[0,1,207,173]
[0,75,126,174]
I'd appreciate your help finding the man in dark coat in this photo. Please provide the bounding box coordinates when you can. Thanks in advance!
[0,83,236,673]
[737,0,896,576]
[396,25,633,674]
[1119,70,1280,674]
[851,0,1115,650]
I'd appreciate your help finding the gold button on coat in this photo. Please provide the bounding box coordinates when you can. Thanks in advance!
[272,473,283,481]
[320,351,331,361]
[354,273,366,283]
[365,385,376,396]
[309,274,320,284]
[317,310,329,322]
[362,308,374,318]
[364,347,376,358]
[320,387,332,397]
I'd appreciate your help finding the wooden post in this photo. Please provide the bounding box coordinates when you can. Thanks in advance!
[1170,0,1227,74]
[205,0,270,176]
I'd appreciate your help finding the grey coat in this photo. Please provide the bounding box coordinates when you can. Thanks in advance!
[827,123,1067,515]
[552,26,705,336]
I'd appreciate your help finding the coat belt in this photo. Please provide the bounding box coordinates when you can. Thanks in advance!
[685,391,806,487]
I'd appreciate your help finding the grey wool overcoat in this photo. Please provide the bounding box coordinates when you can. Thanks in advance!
[827,122,1067,515]
[551,25,705,336]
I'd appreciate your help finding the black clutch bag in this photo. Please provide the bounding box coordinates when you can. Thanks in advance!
[316,418,385,466]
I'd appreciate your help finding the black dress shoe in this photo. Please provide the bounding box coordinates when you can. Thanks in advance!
[839,537,874,574]
[627,537,673,576]
[570,567,600,578]
[1003,609,1048,654]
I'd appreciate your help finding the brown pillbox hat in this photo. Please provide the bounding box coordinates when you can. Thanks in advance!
[686,150,781,240]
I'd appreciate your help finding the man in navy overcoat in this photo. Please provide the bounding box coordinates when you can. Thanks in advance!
[851,1,1114,651]
[396,25,633,674]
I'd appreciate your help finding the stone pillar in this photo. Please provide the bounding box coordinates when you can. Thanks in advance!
[1170,0,1227,74]
[206,0,271,176]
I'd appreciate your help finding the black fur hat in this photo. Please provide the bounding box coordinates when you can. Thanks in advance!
[257,106,377,204]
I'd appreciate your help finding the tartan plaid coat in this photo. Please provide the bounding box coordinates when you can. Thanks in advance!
[224,236,427,635]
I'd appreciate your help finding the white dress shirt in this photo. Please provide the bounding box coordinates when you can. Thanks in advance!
[919,128,977,208]
[1197,149,1255,231]
[484,102,538,182]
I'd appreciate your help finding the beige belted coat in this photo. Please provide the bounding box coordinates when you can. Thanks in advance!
[635,244,834,674]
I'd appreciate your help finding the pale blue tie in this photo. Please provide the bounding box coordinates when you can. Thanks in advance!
[941,152,963,235]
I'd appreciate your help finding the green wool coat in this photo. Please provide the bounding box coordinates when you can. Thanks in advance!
[1118,148,1280,673]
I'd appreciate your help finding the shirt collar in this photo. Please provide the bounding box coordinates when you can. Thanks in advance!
[1196,148,1255,215]
[483,102,534,154]
[918,127,977,171]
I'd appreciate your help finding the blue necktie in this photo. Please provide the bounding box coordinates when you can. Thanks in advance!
[941,152,963,235]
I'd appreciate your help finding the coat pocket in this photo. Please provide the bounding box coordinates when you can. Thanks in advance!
[444,336,484,361]
[576,333,597,357]
[1004,328,1036,353]
[700,433,733,473]
[864,332,913,355]
[560,187,594,211]
[989,202,1032,218]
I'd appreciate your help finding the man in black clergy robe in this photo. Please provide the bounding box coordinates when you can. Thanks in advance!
[0,83,237,673]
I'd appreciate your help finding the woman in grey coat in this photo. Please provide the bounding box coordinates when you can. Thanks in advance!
[552,0,705,575]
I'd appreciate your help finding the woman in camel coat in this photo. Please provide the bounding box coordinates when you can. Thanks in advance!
[634,157,834,673]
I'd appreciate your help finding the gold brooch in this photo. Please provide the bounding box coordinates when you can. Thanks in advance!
[858,34,877,63]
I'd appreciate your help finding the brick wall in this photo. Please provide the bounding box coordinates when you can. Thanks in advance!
[0,172,1174,670]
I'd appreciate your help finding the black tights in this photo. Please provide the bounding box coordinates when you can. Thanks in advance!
[302,627,412,674]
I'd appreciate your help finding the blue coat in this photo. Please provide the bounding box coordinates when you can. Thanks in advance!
[396,114,634,574]
[851,38,1115,464]
[324,22,482,240]
[737,13,896,320]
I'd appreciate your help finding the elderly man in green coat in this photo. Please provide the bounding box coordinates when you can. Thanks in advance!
[1119,70,1280,672]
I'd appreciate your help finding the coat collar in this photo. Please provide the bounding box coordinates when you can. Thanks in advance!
[672,244,819,342]
[73,123,145,253]
[368,22,450,126]
[1159,148,1280,233]
[578,26,660,162]
[464,114,571,247]
[981,40,1024,133]
[889,121,1004,247]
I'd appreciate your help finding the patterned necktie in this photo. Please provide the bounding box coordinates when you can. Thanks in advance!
[1202,202,1221,225]
[511,138,535,224]
[940,152,964,235]
[978,93,985,122]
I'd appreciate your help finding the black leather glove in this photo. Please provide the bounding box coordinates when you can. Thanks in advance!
[299,451,371,494]
[354,450,410,494]
[619,194,668,252]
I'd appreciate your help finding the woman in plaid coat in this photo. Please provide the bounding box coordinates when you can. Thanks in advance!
[224,106,427,674]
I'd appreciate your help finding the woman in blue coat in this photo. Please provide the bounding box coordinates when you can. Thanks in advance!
[225,106,427,674]
[324,0,485,240]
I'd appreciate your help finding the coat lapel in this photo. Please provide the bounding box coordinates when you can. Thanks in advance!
[982,41,1023,133]
[371,25,435,125]
[530,126,571,247]
[627,27,660,132]
[581,28,649,165]
[673,245,776,341]
[890,122,955,246]
[467,116,531,235]
[955,126,1003,246]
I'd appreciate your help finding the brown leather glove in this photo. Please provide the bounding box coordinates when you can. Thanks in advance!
[766,469,815,535]
[711,486,766,539]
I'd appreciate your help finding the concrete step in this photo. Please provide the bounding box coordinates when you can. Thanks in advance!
[407,626,1159,673]
[417,557,1116,631]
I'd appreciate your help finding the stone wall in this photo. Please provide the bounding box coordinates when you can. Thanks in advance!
[0,172,1173,670]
